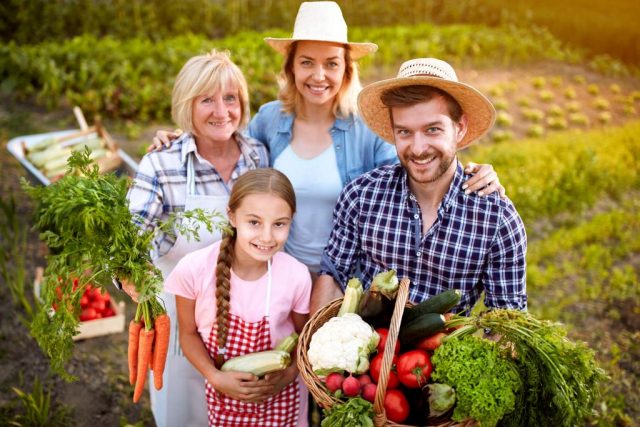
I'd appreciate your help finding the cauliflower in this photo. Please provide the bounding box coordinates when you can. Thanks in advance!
[307,313,379,375]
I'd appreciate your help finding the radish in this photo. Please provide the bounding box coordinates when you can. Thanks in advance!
[342,374,361,397]
[324,372,345,393]
[362,382,377,402]
[357,373,372,386]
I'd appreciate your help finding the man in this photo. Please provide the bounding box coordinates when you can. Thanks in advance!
[311,58,527,314]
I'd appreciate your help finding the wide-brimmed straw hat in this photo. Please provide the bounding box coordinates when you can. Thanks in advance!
[264,1,377,60]
[358,58,495,149]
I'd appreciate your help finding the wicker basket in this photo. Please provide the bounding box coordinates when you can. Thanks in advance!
[297,278,474,426]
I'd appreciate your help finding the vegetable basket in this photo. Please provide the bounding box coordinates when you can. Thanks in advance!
[297,278,473,427]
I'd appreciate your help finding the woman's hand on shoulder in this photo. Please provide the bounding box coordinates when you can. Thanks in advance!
[209,369,275,403]
[147,128,183,152]
[463,162,506,198]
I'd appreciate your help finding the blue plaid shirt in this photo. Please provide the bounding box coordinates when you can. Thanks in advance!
[320,162,527,313]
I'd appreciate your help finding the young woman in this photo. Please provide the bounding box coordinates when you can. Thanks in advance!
[165,169,311,426]
[152,1,505,276]
[125,50,268,427]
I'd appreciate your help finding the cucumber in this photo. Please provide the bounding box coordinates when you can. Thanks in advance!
[399,312,446,347]
[402,289,461,325]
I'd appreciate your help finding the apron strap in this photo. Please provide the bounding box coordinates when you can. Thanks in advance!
[186,153,197,196]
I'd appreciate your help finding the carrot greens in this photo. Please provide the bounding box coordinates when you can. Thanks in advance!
[22,148,225,380]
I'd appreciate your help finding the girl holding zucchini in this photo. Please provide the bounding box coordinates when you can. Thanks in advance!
[165,169,312,426]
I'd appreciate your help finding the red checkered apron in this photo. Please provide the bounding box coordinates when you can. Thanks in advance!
[204,261,300,426]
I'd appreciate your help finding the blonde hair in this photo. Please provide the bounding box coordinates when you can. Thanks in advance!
[277,42,362,119]
[171,49,250,133]
[214,169,296,355]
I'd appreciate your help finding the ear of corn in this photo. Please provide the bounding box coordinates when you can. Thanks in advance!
[220,350,291,376]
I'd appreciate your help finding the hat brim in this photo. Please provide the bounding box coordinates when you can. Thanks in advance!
[264,37,377,60]
[358,76,496,149]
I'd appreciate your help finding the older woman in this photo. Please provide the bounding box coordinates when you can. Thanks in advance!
[126,50,268,427]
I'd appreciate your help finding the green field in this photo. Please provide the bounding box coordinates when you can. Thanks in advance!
[1,2,639,426]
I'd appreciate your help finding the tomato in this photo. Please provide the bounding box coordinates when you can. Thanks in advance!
[79,307,97,321]
[375,328,401,355]
[383,389,410,423]
[415,332,447,351]
[369,353,399,389]
[102,307,116,318]
[101,289,111,302]
[396,349,432,388]
[89,288,103,301]
[91,298,106,313]
[80,295,90,308]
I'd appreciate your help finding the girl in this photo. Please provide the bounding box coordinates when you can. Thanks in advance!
[165,168,311,427]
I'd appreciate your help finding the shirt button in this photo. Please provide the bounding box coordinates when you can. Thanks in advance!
[416,251,422,256]
[413,214,419,219]
[336,145,341,149]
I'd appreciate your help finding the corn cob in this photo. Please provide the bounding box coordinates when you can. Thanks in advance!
[220,350,291,376]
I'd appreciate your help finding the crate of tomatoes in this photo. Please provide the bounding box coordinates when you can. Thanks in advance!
[34,267,126,341]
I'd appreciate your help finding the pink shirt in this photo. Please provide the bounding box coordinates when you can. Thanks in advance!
[165,240,312,348]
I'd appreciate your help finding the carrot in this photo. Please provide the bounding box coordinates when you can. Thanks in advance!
[133,328,155,403]
[127,319,143,385]
[152,313,171,390]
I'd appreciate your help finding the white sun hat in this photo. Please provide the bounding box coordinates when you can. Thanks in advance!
[264,1,378,60]
[358,58,496,149]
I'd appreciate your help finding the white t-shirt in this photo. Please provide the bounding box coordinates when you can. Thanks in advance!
[274,144,342,272]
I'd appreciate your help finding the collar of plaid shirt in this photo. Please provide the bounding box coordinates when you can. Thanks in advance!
[321,161,527,313]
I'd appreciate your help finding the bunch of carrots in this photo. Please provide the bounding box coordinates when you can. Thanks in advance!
[128,298,170,403]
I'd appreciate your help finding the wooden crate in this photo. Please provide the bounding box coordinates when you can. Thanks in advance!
[73,298,126,341]
[34,267,127,341]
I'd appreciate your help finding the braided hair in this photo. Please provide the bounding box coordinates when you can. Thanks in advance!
[214,168,296,366]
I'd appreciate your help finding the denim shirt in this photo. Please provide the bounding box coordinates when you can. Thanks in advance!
[247,101,398,186]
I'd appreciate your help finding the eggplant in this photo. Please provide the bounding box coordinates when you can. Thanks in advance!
[358,270,399,327]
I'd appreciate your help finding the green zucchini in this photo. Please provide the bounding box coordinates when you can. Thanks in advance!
[402,289,461,325]
[399,312,446,347]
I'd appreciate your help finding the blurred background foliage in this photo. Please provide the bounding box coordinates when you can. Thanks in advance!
[2,0,639,64]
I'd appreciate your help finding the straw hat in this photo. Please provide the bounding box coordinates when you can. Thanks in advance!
[264,1,378,60]
[358,58,496,149]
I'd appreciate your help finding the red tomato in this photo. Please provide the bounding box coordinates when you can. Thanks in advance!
[415,332,447,351]
[375,328,401,355]
[396,350,432,388]
[369,353,400,389]
[102,307,116,318]
[90,288,103,301]
[72,278,79,291]
[91,298,106,313]
[101,290,111,302]
[80,295,90,308]
[79,307,97,321]
[384,389,410,423]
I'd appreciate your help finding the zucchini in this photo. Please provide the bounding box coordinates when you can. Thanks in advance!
[220,350,291,376]
[399,313,446,347]
[274,332,299,353]
[402,289,461,325]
